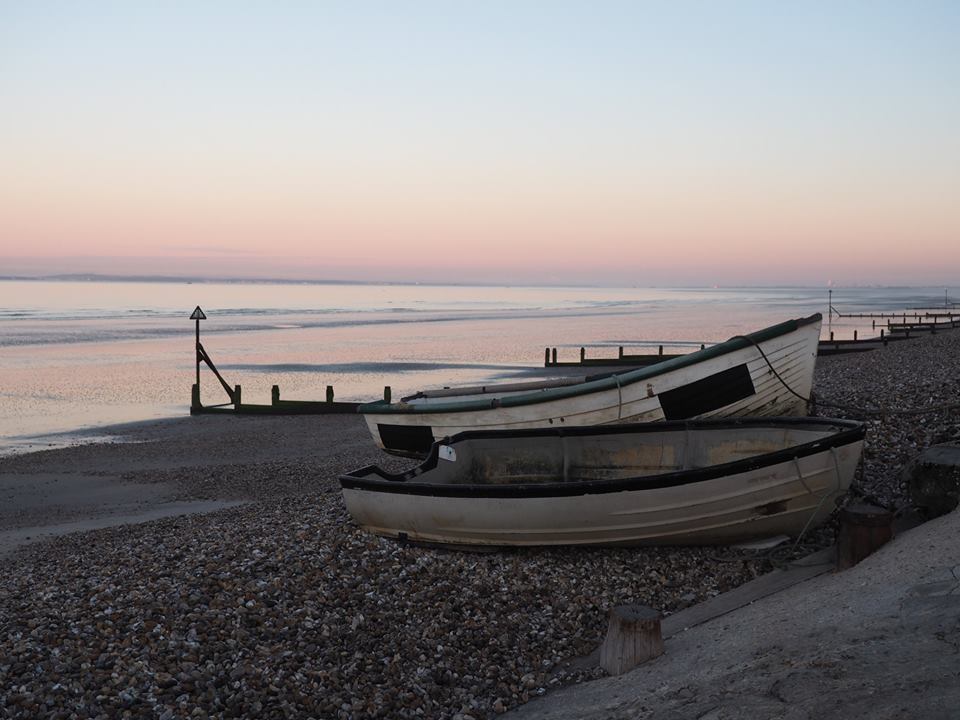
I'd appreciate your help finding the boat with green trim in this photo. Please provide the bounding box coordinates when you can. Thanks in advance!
[341,416,864,546]
[359,314,822,456]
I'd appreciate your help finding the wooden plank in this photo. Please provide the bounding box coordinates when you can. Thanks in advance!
[661,547,835,638]
[192,400,361,415]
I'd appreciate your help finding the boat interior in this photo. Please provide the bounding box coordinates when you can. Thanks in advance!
[395,423,844,486]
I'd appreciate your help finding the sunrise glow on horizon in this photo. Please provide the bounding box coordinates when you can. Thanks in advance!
[2,2,959,286]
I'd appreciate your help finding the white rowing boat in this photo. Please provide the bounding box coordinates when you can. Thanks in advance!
[340,417,864,547]
[360,314,822,456]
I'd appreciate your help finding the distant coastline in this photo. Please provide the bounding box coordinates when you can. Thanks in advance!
[0,273,952,291]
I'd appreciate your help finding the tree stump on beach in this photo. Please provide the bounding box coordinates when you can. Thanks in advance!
[599,604,663,676]
[836,502,894,570]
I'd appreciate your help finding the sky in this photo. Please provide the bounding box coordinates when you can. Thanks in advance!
[1,1,959,286]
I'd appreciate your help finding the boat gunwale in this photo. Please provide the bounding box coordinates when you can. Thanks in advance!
[339,416,865,499]
[357,313,821,416]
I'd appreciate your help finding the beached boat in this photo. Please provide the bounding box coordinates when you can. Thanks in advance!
[340,417,865,547]
[360,314,822,456]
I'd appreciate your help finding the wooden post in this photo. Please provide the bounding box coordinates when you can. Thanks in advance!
[872,320,876,330]
[271,385,280,405]
[618,346,623,359]
[830,331,834,341]
[551,348,557,364]
[191,383,201,411]
[544,348,550,366]
[854,330,858,341]
[233,384,242,409]
[384,386,392,403]
[326,385,335,402]
[580,347,585,362]
[836,502,894,571]
[658,345,663,357]
[599,605,663,676]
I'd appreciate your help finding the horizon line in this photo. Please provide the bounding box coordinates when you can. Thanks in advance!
[0,273,956,292]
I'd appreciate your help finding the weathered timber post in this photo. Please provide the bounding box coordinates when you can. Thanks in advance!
[326,385,335,402]
[854,330,858,341]
[384,386,392,403]
[599,605,664,676]
[271,385,280,405]
[233,384,242,410]
[658,345,663,357]
[552,348,557,364]
[580,347,585,362]
[836,502,894,570]
[618,346,624,359]
[191,383,201,412]
[544,348,550,366]
[830,331,834,341]
[902,443,960,518]
[872,320,876,330]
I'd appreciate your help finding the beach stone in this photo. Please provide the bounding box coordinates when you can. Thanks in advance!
[902,442,960,517]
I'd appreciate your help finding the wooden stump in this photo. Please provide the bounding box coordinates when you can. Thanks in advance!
[836,502,894,570]
[599,604,663,676]
[903,443,960,518]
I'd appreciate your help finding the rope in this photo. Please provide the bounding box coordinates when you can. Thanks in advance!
[731,334,960,418]
[789,452,836,550]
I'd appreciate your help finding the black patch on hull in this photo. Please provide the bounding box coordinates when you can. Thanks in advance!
[378,423,435,455]
[658,364,756,420]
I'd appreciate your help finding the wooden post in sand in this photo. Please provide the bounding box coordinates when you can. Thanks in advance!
[271,385,280,405]
[836,502,894,570]
[599,605,663,675]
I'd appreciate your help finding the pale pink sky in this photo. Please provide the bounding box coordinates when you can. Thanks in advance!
[2,3,958,286]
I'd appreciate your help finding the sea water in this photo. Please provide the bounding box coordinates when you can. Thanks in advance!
[0,280,955,453]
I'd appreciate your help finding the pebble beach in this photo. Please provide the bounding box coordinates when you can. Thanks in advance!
[2,329,960,719]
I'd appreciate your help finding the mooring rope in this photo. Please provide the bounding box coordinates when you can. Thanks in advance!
[731,334,960,418]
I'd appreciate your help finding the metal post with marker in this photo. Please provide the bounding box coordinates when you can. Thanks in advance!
[828,288,832,336]
[190,305,206,410]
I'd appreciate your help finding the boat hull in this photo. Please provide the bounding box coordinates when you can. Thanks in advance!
[361,315,822,456]
[340,417,865,547]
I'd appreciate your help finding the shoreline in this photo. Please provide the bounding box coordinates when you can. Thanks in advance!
[2,329,960,718]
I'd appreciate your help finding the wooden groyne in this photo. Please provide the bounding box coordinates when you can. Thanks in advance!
[543,344,701,368]
[544,313,960,368]
[190,382,366,416]
[188,304,371,416]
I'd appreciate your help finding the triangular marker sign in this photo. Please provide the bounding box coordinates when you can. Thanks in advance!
[190,306,207,320]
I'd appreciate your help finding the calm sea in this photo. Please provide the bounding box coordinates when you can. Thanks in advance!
[0,280,955,453]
